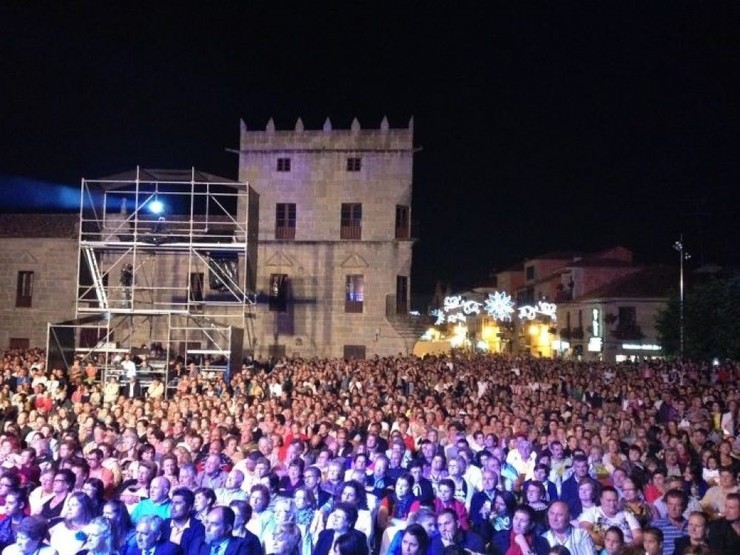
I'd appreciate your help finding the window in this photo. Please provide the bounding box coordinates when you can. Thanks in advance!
[525,266,535,281]
[345,275,364,313]
[16,271,34,307]
[340,203,362,239]
[9,338,29,350]
[269,273,288,312]
[396,275,408,314]
[395,205,410,239]
[275,203,296,239]
[276,157,291,172]
[189,273,204,304]
[343,345,366,359]
[346,157,362,172]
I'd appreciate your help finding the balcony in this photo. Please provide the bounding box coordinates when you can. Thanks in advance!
[395,225,409,240]
[341,225,362,240]
[275,226,296,240]
[560,327,584,340]
[345,299,364,313]
[612,324,644,341]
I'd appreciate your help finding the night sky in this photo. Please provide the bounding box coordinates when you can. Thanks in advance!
[1,4,738,297]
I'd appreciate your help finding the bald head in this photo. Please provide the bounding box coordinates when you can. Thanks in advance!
[149,476,170,503]
[547,501,571,533]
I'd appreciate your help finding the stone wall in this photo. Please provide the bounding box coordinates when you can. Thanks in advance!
[0,237,78,348]
[238,118,416,358]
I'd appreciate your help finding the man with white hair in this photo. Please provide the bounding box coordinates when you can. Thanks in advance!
[505,436,536,480]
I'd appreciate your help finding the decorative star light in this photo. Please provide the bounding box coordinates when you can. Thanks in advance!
[484,292,515,321]
[431,309,446,326]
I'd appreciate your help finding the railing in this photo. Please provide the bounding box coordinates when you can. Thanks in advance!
[395,226,410,240]
[275,226,296,240]
[345,299,364,313]
[340,225,362,240]
[612,324,644,340]
[386,294,408,316]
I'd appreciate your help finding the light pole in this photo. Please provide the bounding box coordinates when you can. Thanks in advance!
[673,235,690,359]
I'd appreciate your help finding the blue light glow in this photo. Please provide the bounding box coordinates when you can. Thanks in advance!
[149,199,164,214]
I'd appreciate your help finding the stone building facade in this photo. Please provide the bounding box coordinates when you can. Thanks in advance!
[0,214,78,349]
[237,116,418,359]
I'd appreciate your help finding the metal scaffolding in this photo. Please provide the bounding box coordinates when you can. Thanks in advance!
[47,167,259,393]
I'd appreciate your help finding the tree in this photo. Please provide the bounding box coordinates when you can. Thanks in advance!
[656,277,740,360]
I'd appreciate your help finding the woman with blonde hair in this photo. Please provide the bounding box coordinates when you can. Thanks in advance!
[78,517,116,555]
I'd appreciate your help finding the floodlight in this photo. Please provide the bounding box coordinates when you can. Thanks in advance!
[149,199,164,214]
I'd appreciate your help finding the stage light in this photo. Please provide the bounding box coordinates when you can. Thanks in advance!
[149,199,165,214]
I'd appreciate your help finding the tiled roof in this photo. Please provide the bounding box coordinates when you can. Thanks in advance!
[579,265,675,300]
[0,213,78,238]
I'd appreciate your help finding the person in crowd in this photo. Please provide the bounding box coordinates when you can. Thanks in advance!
[331,531,368,555]
[560,456,591,517]
[579,486,643,549]
[264,522,301,555]
[652,488,690,555]
[187,506,261,555]
[215,470,248,505]
[672,511,710,555]
[643,527,664,555]
[541,501,595,555]
[291,488,318,555]
[78,517,116,555]
[700,466,739,518]
[431,479,469,532]
[82,478,106,516]
[0,489,28,552]
[2,516,57,555]
[192,488,216,525]
[599,526,624,555]
[28,468,54,515]
[119,462,156,514]
[197,456,227,490]
[131,477,172,524]
[653,476,702,521]
[161,488,204,547]
[619,477,653,529]
[49,492,96,555]
[41,469,75,520]
[377,473,416,553]
[395,523,430,555]
[246,484,273,540]
[228,501,251,539]
[128,515,180,555]
[468,468,499,543]
[86,449,115,492]
[491,504,550,555]
[706,491,739,555]
[313,503,367,555]
[103,499,136,553]
[521,480,549,535]
[429,508,484,554]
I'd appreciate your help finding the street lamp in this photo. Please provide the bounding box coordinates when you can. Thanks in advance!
[673,235,690,359]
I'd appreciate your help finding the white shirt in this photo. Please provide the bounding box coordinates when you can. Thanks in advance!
[542,526,596,555]
[579,507,640,543]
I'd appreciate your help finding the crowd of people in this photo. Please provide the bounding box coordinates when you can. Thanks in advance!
[0,347,738,555]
